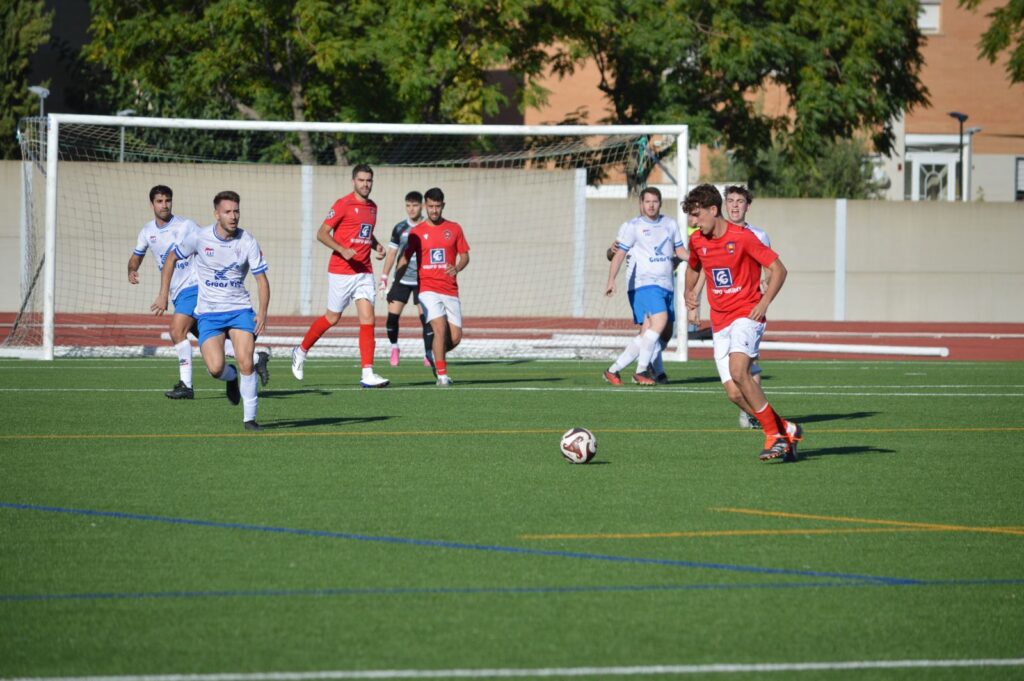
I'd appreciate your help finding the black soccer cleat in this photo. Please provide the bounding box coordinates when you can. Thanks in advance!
[655,373,669,385]
[255,350,271,387]
[244,420,262,431]
[759,436,792,462]
[164,381,194,400]
[226,366,241,405]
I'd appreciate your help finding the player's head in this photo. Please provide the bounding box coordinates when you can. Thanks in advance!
[424,187,445,224]
[682,184,723,236]
[213,190,241,236]
[639,187,662,219]
[352,163,374,199]
[405,190,423,220]
[724,185,753,224]
[149,185,173,223]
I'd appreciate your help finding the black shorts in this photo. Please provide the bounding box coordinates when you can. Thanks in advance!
[386,280,419,305]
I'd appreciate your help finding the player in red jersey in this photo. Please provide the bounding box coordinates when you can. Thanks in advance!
[682,183,802,462]
[396,187,470,387]
[291,164,389,388]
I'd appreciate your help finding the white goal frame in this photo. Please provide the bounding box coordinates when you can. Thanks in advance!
[9,114,692,361]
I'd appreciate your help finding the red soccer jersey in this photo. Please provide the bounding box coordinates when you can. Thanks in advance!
[406,219,470,296]
[688,221,779,330]
[323,193,378,275]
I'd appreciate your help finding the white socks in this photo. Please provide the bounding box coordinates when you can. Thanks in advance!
[637,329,660,373]
[610,335,642,373]
[174,340,193,387]
[240,372,258,422]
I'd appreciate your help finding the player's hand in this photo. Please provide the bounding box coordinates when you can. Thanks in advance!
[378,275,388,293]
[150,296,168,316]
[254,314,266,337]
[446,265,458,277]
[128,271,140,285]
[605,282,615,297]
[748,300,768,321]
[374,243,385,259]
[687,307,700,327]
[339,247,356,260]
[684,290,698,309]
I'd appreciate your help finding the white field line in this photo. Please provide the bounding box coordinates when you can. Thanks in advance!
[6,657,1024,680]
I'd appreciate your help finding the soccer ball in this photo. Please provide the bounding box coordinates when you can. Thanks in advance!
[560,427,597,464]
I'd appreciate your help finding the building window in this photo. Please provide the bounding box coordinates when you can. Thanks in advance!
[1017,158,1024,201]
[919,1,941,33]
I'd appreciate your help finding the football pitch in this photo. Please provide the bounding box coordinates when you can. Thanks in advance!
[1,357,1023,680]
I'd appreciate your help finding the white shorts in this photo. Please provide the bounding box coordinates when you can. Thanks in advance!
[327,272,375,313]
[419,291,462,327]
[713,317,766,383]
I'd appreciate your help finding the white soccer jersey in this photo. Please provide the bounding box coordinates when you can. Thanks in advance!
[133,215,200,301]
[615,214,684,291]
[745,223,771,248]
[173,224,268,315]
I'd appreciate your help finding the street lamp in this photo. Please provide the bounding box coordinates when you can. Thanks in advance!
[28,86,50,116]
[965,126,982,201]
[948,111,968,201]
[116,109,136,163]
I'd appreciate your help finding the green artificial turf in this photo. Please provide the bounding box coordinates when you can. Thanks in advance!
[1,357,1022,679]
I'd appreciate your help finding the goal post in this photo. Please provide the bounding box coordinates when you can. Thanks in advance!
[6,114,690,361]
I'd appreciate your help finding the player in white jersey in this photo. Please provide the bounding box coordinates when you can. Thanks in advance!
[128,186,269,400]
[725,185,771,429]
[604,187,687,385]
[377,190,434,367]
[128,185,202,399]
[152,191,270,431]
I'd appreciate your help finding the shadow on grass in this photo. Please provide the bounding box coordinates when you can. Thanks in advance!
[256,388,335,399]
[789,411,879,424]
[261,415,392,429]
[796,445,897,461]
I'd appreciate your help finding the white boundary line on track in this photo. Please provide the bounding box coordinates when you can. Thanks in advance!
[7,658,1024,680]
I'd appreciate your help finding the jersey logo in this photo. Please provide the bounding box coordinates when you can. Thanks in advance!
[213,264,236,280]
[711,267,733,288]
[430,248,446,264]
[204,247,215,257]
[653,237,670,256]
[326,209,336,219]
[359,224,372,239]
[443,229,452,242]
[725,241,736,255]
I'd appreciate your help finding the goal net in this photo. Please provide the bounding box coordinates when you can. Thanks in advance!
[5,115,688,361]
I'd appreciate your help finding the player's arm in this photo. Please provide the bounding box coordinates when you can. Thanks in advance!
[683,263,703,310]
[371,235,385,259]
[448,251,470,277]
[606,240,621,261]
[748,258,787,321]
[605,247,627,296]
[379,246,399,292]
[128,254,144,284]
[254,272,270,337]
[316,222,356,260]
[151,251,178,315]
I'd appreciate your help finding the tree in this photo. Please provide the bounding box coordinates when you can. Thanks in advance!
[533,0,929,184]
[961,0,1024,83]
[84,0,551,164]
[1,0,53,160]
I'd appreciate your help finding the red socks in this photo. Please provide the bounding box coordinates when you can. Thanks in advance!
[301,316,333,352]
[753,403,785,438]
[359,324,375,368]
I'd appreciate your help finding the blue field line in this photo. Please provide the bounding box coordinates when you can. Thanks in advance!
[4,578,1024,604]
[0,501,920,585]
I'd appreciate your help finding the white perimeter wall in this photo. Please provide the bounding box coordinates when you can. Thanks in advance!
[1,161,1022,323]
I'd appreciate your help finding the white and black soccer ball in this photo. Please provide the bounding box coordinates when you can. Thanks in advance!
[560,427,597,464]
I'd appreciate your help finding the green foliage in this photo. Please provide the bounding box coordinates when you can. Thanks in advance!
[538,0,928,175]
[961,0,1024,84]
[0,0,53,159]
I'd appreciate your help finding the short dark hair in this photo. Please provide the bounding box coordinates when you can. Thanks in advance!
[424,187,445,203]
[682,183,722,215]
[724,184,753,205]
[213,190,240,207]
[640,186,662,202]
[405,191,423,203]
[149,185,172,202]
[352,163,373,179]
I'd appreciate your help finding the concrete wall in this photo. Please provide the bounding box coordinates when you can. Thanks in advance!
[3,161,1023,322]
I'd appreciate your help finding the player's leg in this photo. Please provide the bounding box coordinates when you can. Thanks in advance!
[415,288,435,367]
[292,274,346,380]
[606,289,643,384]
[385,282,409,366]
[198,316,240,408]
[652,323,673,384]
[637,311,668,375]
[354,279,388,387]
[166,312,196,399]
[739,359,764,429]
[227,324,260,430]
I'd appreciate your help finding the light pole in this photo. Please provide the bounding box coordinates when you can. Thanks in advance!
[965,126,982,201]
[947,111,968,201]
[27,86,50,116]
[116,109,136,162]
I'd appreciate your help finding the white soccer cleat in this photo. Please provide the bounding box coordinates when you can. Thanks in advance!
[436,375,452,387]
[290,346,305,381]
[360,372,390,388]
